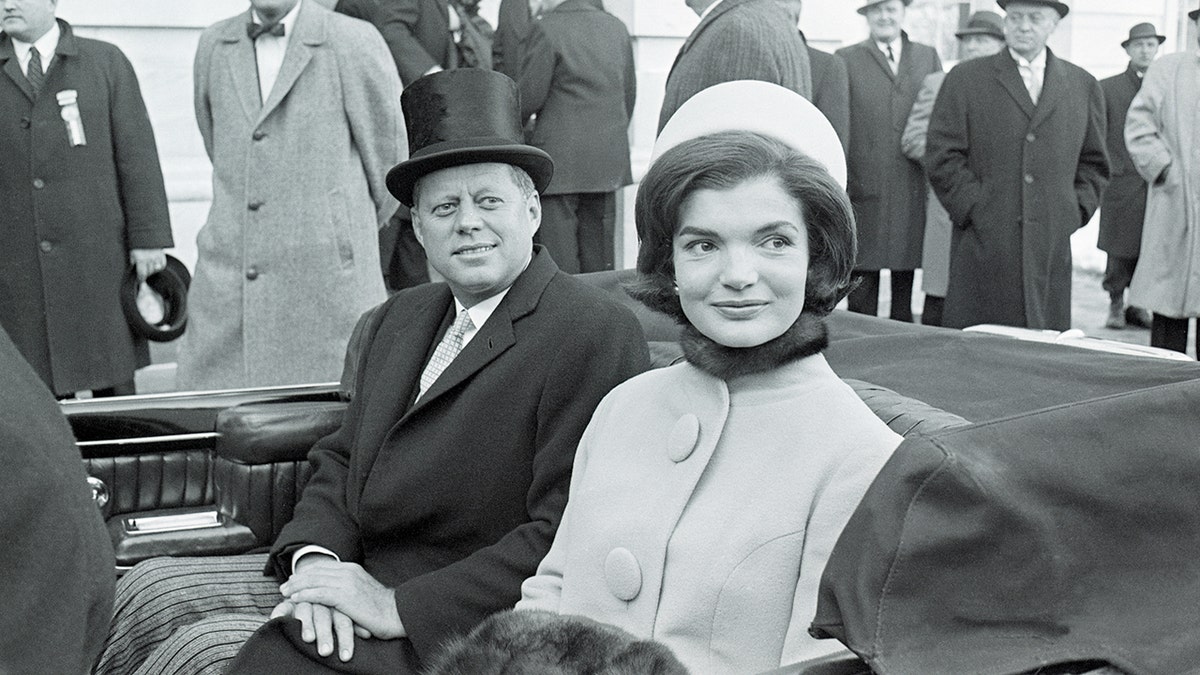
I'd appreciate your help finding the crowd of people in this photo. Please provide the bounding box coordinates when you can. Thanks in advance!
[3,0,1200,672]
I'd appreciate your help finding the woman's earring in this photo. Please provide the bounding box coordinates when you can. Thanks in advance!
[672,284,679,295]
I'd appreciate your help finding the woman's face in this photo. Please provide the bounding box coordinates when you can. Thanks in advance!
[673,176,810,348]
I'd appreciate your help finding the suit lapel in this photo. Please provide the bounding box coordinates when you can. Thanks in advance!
[1030,49,1065,128]
[0,35,34,101]
[1125,64,1143,92]
[993,51,1035,119]
[258,0,322,125]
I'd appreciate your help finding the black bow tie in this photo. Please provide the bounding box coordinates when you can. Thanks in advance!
[247,21,285,40]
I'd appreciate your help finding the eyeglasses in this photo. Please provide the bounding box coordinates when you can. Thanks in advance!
[1004,12,1054,28]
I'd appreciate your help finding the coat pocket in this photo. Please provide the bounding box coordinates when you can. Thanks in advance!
[325,188,354,270]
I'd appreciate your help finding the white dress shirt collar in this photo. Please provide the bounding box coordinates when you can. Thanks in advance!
[698,0,725,22]
[1009,47,1047,76]
[11,20,60,75]
[875,37,902,72]
[252,0,302,102]
[455,288,510,349]
[252,0,301,33]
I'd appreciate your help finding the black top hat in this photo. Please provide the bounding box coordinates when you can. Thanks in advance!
[996,0,1070,18]
[120,254,190,342]
[955,11,1005,40]
[385,69,554,207]
[1121,22,1166,47]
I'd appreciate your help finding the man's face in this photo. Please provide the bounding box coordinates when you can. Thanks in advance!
[1,0,57,43]
[960,34,1005,61]
[249,0,298,23]
[412,163,540,307]
[1004,3,1060,60]
[1124,36,1161,72]
[865,0,905,43]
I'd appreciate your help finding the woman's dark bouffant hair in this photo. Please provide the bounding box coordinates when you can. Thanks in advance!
[628,130,856,321]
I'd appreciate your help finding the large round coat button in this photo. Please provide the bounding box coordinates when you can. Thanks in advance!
[604,548,642,601]
[32,178,44,189]
[245,266,259,280]
[667,414,700,462]
[39,240,53,253]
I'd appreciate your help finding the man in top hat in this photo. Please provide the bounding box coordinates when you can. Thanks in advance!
[658,0,812,134]
[1124,5,1200,355]
[1097,23,1164,330]
[926,0,1109,330]
[837,0,942,323]
[176,0,404,392]
[901,10,1006,326]
[0,0,174,398]
[94,69,649,675]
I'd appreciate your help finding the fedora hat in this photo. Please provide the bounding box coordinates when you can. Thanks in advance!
[955,11,1004,40]
[121,254,190,342]
[996,0,1070,18]
[653,80,847,189]
[1121,22,1166,47]
[856,0,912,15]
[385,69,553,207]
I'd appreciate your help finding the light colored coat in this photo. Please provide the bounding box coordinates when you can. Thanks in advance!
[178,1,404,390]
[902,71,951,297]
[1125,51,1200,318]
[518,355,901,673]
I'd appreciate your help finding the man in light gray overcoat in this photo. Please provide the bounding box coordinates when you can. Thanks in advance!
[177,0,405,390]
[1125,6,1200,355]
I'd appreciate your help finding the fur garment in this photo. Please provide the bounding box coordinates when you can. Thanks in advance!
[679,311,829,381]
[424,609,689,674]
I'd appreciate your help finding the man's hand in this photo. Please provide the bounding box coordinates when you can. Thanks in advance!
[129,248,167,281]
[278,559,405,661]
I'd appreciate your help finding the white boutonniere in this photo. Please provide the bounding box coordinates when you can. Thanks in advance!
[56,89,87,147]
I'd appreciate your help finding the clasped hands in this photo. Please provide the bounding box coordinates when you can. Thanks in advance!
[272,556,405,662]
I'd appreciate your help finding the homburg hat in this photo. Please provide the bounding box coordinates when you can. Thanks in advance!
[1121,22,1166,47]
[996,0,1070,18]
[856,0,912,15]
[955,11,1005,41]
[385,69,554,207]
[120,254,190,342]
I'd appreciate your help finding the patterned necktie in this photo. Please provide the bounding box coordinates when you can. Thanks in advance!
[247,21,286,40]
[418,310,476,399]
[26,46,44,98]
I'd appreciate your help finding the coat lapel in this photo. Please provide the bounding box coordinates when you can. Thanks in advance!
[218,12,263,122]
[1030,49,1065,128]
[992,51,1036,119]
[406,248,559,414]
[0,35,34,101]
[862,39,895,81]
[258,0,323,125]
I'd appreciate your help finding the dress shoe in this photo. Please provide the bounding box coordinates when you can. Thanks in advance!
[1106,298,1126,329]
[1125,306,1153,329]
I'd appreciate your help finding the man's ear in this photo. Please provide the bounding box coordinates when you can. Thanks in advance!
[411,211,427,248]
[527,192,542,237]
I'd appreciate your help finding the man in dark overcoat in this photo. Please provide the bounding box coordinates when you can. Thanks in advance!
[775,0,850,150]
[927,0,1109,331]
[0,1,172,397]
[837,0,941,322]
[94,69,649,675]
[1098,23,1163,329]
[658,0,812,133]
[0,326,115,674]
[518,0,636,273]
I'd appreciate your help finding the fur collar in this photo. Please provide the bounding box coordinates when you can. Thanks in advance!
[680,312,829,381]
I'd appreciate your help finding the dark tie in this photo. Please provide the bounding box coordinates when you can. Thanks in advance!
[886,44,895,63]
[26,46,44,98]
[247,21,285,40]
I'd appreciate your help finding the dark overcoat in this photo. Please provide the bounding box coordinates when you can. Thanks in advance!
[233,249,650,672]
[1098,64,1147,258]
[658,0,812,133]
[805,37,850,153]
[335,0,453,86]
[0,21,172,395]
[837,33,941,271]
[518,0,635,195]
[0,326,115,674]
[927,49,1109,330]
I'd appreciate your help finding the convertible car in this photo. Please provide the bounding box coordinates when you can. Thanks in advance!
[62,270,1200,674]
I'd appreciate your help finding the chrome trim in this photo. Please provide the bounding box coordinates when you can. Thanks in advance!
[125,510,221,534]
[76,431,220,448]
[88,476,109,509]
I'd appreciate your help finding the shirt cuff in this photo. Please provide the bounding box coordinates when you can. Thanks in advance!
[291,545,340,574]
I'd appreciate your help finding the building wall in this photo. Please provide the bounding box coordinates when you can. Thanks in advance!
[48,0,1196,269]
